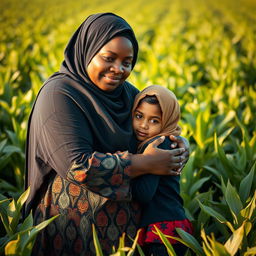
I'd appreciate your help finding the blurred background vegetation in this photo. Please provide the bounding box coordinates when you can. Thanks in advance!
[0,0,255,254]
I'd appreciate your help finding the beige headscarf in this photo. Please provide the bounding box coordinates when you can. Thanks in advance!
[132,85,181,151]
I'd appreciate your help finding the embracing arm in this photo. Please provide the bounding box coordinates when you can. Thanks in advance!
[36,88,132,201]
[37,86,188,201]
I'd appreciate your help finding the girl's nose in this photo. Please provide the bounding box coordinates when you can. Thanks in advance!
[140,120,148,129]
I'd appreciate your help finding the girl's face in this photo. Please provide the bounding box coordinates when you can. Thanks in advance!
[133,101,162,142]
[87,36,134,92]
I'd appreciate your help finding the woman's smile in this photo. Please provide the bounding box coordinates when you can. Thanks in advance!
[103,73,123,84]
[87,36,134,91]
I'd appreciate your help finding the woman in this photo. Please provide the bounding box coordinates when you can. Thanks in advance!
[24,13,189,255]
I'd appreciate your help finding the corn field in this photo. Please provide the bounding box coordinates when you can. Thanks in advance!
[0,0,256,255]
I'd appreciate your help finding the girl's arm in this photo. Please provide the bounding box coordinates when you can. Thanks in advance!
[131,136,177,203]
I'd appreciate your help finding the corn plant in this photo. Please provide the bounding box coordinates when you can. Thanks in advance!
[92,224,143,256]
[0,187,59,256]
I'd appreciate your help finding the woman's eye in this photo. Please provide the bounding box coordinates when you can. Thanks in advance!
[102,56,114,62]
[123,61,132,67]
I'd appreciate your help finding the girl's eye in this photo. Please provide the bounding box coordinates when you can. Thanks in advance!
[135,113,142,119]
[150,119,159,124]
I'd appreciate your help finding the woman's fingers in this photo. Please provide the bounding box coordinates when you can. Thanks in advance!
[170,135,189,151]
[150,136,165,148]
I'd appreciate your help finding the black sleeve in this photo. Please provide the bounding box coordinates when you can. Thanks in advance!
[35,85,132,200]
[131,137,174,203]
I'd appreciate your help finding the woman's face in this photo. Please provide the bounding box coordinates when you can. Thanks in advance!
[87,36,134,91]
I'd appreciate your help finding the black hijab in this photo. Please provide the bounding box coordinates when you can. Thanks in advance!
[55,12,139,152]
[33,13,139,154]
[60,13,138,84]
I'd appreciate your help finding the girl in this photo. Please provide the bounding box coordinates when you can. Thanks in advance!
[132,85,193,256]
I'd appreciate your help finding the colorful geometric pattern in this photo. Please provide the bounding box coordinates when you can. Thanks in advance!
[32,151,141,255]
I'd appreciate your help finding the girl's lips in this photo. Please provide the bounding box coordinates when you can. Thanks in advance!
[136,130,148,137]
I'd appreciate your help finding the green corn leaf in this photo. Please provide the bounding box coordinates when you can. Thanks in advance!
[20,214,59,254]
[189,177,211,196]
[197,200,234,232]
[3,145,22,154]
[203,165,221,180]
[240,191,256,220]
[0,179,18,193]
[0,139,8,153]
[214,133,238,176]
[198,200,227,223]
[217,110,235,134]
[219,127,235,145]
[153,226,177,256]
[17,187,30,211]
[135,244,145,256]
[117,233,126,255]
[224,222,245,256]
[0,198,12,236]
[127,229,142,256]
[175,228,204,256]
[18,212,33,232]
[244,221,252,236]
[201,229,230,256]
[239,163,255,204]
[0,153,13,170]
[235,115,251,161]
[224,180,243,224]
[244,247,256,256]
[7,199,17,235]
[92,224,103,256]
[4,234,21,256]
[7,188,30,235]
[201,229,213,255]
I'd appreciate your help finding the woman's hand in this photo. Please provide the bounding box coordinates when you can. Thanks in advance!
[130,136,185,178]
[169,135,190,173]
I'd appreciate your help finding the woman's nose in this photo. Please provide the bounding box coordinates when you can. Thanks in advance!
[110,62,124,73]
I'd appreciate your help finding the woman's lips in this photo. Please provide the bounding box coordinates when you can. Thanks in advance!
[104,75,122,84]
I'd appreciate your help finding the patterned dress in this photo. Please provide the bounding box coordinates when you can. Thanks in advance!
[32,152,141,255]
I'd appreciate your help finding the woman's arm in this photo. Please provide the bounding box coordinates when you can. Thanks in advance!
[130,136,185,178]
[37,88,187,201]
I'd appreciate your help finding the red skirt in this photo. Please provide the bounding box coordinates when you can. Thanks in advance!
[137,219,193,246]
